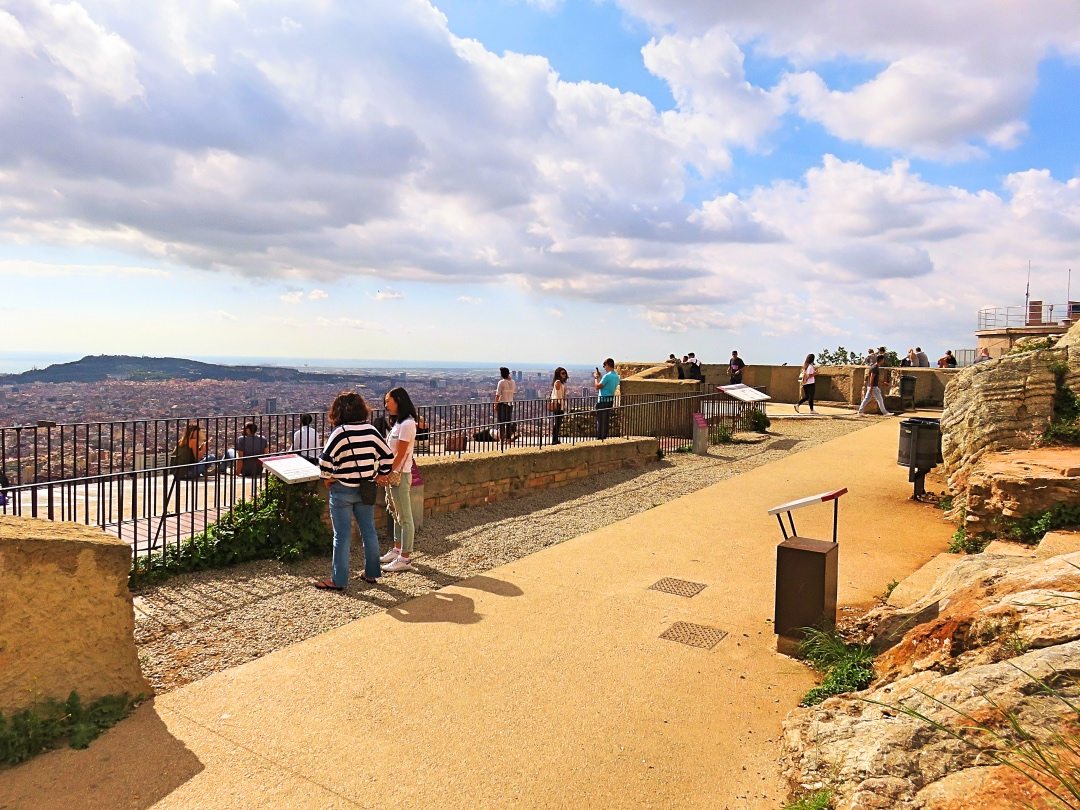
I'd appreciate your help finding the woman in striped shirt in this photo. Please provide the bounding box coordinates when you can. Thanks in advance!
[314,392,393,591]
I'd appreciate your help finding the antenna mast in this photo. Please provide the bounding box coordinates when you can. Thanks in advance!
[1025,260,1031,319]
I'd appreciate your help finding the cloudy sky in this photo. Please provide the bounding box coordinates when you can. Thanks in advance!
[3,0,1079,368]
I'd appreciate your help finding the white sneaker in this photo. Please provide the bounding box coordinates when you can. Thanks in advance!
[382,556,414,573]
[380,549,401,564]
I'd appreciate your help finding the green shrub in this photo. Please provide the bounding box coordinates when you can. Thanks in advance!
[743,408,771,433]
[0,692,137,766]
[130,477,331,585]
[883,578,900,600]
[784,789,833,810]
[1043,366,1080,446]
[938,495,954,512]
[1006,337,1057,355]
[798,626,875,706]
[1004,502,1080,545]
[948,526,989,554]
[709,423,733,444]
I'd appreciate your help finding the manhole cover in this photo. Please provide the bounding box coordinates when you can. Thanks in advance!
[660,622,727,649]
[770,438,801,451]
[649,578,707,598]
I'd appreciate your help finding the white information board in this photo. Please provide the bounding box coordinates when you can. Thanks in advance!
[716,384,772,403]
[262,454,322,484]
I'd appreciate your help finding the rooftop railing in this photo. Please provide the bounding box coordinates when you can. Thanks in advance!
[978,302,1080,330]
[0,391,757,562]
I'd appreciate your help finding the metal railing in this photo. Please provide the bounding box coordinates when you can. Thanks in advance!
[0,391,735,485]
[978,303,1080,330]
[0,391,758,561]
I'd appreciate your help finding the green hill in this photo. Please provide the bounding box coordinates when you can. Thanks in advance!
[0,355,364,384]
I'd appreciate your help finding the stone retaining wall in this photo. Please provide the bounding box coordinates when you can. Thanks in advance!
[366,439,659,535]
[0,517,150,714]
[410,438,658,518]
[621,362,958,407]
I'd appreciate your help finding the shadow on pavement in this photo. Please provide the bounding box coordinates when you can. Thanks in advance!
[0,702,203,810]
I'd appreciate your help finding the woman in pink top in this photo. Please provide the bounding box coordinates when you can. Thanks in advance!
[795,353,817,413]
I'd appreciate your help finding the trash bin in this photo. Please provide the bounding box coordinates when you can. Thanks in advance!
[898,417,942,498]
[899,375,917,410]
[897,418,942,468]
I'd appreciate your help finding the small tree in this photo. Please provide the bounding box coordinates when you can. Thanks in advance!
[817,346,900,366]
[817,346,860,366]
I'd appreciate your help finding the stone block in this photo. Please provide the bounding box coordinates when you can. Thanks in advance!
[0,516,151,715]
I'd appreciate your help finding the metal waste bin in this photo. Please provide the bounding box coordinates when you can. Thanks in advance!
[898,417,942,498]
[899,375,917,410]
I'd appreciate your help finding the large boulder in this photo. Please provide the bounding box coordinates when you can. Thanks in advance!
[780,550,1080,809]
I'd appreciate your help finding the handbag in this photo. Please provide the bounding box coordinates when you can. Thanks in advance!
[344,432,379,504]
[358,479,377,505]
[547,400,559,413]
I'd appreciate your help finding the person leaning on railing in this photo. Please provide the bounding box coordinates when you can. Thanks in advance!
[494,366,517,442]
[594,358,619,441]
[234,421,268,477]
[549,367,568,445]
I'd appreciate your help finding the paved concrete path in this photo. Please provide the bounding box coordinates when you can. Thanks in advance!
[0,415,953,810]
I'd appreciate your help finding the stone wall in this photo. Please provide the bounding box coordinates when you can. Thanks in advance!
[0,517,150,715]
[411,438,658,517]
[363,438,660,535]
[621,362,957,407]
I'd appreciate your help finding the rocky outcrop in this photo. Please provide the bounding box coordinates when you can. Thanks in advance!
[940,347,1063,497]
[780,550,1080,809]
[964,447,1080,535]
[0,516,150,714]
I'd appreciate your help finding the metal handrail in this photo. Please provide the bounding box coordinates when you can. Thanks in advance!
[0,391,759,561]
[978,303,1080,330]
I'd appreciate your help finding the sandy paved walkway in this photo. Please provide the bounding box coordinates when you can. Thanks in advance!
[1,415,953,810]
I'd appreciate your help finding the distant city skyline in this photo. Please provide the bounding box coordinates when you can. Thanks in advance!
[3,2,1078,365]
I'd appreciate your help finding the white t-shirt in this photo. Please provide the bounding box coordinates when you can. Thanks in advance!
[496,378,516,404]
[291,425,319,460]
[388,416,417,474]
[802,363,816,385]
[551,381,565,403]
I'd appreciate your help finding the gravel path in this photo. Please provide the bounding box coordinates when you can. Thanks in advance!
[134,417,870,692]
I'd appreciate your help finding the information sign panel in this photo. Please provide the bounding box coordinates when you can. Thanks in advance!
[262,454,322,484]
[716,384,772,403]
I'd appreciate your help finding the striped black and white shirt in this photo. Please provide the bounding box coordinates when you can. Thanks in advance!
[319,423,393,486]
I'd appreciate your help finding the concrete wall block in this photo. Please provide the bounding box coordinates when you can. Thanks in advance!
[0,517,151,715]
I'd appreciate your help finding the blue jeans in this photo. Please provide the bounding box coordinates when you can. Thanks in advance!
[328,482,380,587]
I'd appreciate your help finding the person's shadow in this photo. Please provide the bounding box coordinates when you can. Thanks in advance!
[385,575,524,624]
[387,591,482,624]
